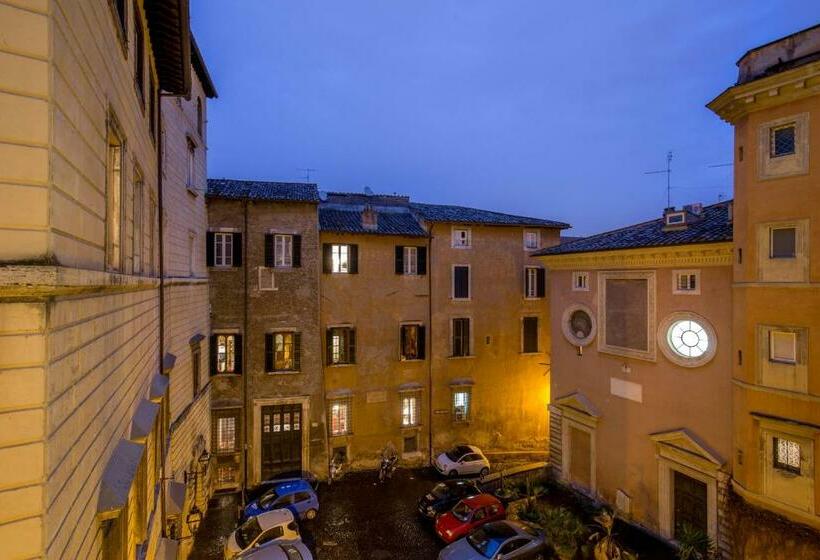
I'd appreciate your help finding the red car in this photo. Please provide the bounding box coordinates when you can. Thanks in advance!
[434,494,506,543]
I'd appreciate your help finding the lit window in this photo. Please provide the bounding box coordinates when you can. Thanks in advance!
[452,228,471,248]
[216,416,236,452]
[770,227,796,259]
[770,331,797,364]
[770,124,796,158]
[332,244,349,273]
[274,332,294,370]
[452,318,470,357]
[453,389,471,422]
[274,234,293,267]
[106,120,124,272]
[327,327,355,365]
[401,394,420,427]
[330,400,350,436]
[524,231,539,250]
[216,334,236,373]
[403,246,418,275]
[667,319,709,358]
[214,233,233,267]
[572,272,589,291]
[400,324,424,360]
[773,437,801,474]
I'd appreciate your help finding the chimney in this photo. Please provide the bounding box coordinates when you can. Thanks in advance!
[362,204,378,231]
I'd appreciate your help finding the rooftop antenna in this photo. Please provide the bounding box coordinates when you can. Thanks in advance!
[645,151,673,208]
[708,162,733,168]
[298,168,316,182]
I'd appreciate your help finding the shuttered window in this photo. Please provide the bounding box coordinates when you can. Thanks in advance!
[210,334,242,375]
[524,267,546,298]
[453,266,470,299]
[395,246,427,275]
[265,332,301,372]
[523,317,539,353]
[400,324,426,360]
[207,232,242,267]
[452,318,471,357]
[323,244,358,274]
[327,327,356,365]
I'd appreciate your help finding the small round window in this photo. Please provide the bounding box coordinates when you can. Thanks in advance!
[562,304,596,347]
[658,312,717,367]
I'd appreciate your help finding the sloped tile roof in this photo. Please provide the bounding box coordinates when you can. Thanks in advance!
[319,207,427,237]
[536,201,733,256]
[207,179,320,203]
[410,202,569,229]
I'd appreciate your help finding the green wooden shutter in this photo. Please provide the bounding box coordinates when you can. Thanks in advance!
[293,332,301,371]
[395,246,404,274]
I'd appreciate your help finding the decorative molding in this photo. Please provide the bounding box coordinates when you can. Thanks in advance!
[538,243,733,271]
[561,303,597,347]
[732,379,820,403]
[597,270,657,362]
[0,265,161,296]
[657,311,718,368]
[650,428,725,470]
[733,480,820,530]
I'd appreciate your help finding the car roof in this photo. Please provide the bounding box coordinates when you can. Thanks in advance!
[480,521,519,540]
[256,508,295,530]
[274,479,313,494]
[463,494,500,508]
[467,445,483,455]
[450,445,474,456]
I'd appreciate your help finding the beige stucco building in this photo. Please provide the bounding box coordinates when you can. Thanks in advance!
[537,203,735,556]
[709,24,820,559]
[0,1,215,559]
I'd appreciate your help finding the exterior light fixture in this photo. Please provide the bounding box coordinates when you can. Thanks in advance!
[186,504,203,534]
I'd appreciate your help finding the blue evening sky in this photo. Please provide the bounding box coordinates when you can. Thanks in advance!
[191,2,818,236]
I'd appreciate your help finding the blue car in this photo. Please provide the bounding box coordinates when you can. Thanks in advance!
[244,480,319,522]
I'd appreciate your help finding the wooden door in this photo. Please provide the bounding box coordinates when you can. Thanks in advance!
[260,404,302,480]
[673,470,708,539]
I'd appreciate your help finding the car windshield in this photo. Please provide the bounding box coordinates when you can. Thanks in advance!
[445,445,471,462]
[258,489,280,508]
[451,501,472,522]
[467,528,502,558]
[431,483,450,499]
[236,516,263,549]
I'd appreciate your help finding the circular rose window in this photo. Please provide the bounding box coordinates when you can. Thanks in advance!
[658,312,717,367]
[562,304,597,347]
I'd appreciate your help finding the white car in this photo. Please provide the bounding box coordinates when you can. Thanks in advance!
[225,508,300,559]
[434,444,491,478]
[237,540,313,560]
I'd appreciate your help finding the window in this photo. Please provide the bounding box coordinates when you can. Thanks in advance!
[106,118,124,272]
[110,0,127,41]
[403,434,418,454]
[186,139,196,189]
[524,230,539,250]
[561,304,597,347]
[326,327,356,365]
[522,317,539,353]
[524,267,545,298]
[132,170,143,274]
[452,318,471,357]
[668,320,709,358]
[400,324,425,360]
[148,74,157,141]
[401,393,420,427]
[659,313,717,368]
[452,227,471,248]
[265,234,300,268]
[453,265,470,299]
[452,388,471,422]
[773,437,801,474]
[148,198,156,275]
[275,235,293,267]
[101,513,126,560]
[211,334,241,374]
[196,97,203,137]
[770,227,796,259]
[212,410,240,453]
[770,330,797,364]
[191,343,201,397]
[211,232,234,267]
[673,270,700,294]
[323,243,358,274]
[188,232,195,276]
[265,332,301,372]
[665,212,686,226]
[329,399,351,436]
[771,124,796,158]
[395,246,427,275]
[599,271,655,360]
[133,3,144,104]
[572,271,589,291]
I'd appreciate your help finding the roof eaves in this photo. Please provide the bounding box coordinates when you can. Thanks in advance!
[144,0,191,96]
[191,35,217,98]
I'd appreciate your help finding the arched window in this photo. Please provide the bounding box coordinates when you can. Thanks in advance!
[196,97,203,136]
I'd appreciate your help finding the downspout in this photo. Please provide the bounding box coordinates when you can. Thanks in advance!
[242,198,249,500]
[427,227,434,465]
[157,92,167,538]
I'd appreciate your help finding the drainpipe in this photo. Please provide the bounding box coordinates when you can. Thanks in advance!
[157,92,167,538]
[427,228,434,465]
[242,198,250,501]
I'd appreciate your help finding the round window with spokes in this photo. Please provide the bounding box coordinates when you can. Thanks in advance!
[561,304,597,347]
[658,312,717,367]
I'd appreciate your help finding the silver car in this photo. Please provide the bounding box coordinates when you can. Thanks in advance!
[237,540,313,560]
[438,520,547,560]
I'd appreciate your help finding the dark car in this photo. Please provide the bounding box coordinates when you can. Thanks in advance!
[245,471,320,504]
[418,479,483,520]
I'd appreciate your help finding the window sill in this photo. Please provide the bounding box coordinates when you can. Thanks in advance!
[266,370,300,375]
[451,246,472,250]
[330,433,353,439]
[327,363,355,368]
[520,351,544,356]
[451,297,471,302]
[209,265,237,270]
[211,373,241,378]
[399,358,425,363]
[448,355,475,360]
[523,296,544,301]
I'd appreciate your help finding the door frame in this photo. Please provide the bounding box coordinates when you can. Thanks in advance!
[252,396,311,485]
[658,457,717,541]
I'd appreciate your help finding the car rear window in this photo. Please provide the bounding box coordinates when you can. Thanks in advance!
[446,445,472,461]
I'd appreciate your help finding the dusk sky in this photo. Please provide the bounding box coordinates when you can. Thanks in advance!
[191,2,818,236]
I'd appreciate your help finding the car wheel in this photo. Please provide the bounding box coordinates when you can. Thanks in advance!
[305,508,318,520]
[448,470,458,478]
[479,467,489,478]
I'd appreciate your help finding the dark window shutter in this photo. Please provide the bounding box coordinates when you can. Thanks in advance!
[264,234,274,267]
[264,333,273,372]
[325,329,333,364]
[417,247,427,275]
[348,328,356,363]
[206,232,215,267]
[209,334,217,375]
[418,325,426,359]
[395,246,404,275]
[234,334,243,374]
[523,317,539,352]
[536,268,546,298]
[292,235,301,267]
[322,244,332,273]
[349,244,359,274]
[232,233,242,267]
[400,325,407,359]
[293,332,301,371]
[454,266,469,298]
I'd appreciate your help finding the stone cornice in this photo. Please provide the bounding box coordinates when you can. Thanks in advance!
[537,242,733,270]
[0,265,160,297]
[707,61,820,124]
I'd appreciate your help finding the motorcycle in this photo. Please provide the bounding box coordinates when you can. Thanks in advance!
[378,453,398,483]
[329,451,345,486]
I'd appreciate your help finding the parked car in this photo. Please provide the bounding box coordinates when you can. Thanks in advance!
[246,471,319,503]
[225,509,300,559]
[243,480,319,522]
[438,520,548,560]
[418,479,483,520]
[434,445,491,478]
[435,494,506,544]
[236,540,313,560]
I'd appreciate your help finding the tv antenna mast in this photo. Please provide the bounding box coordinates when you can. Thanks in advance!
[645,151,673,208]
[298,168,317,182]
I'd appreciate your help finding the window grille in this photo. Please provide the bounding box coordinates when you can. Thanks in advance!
[773,437,801,474]
[771,124,796,158]
[329,399,351,436]
[452,389,471,422]
[400,393,421,427]
[327,327,355,365]
[216,417,236,452]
